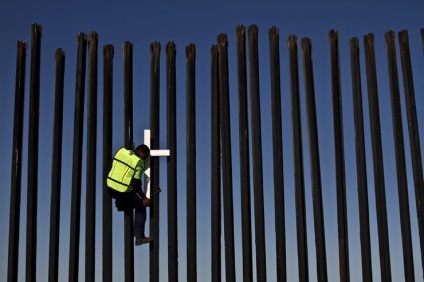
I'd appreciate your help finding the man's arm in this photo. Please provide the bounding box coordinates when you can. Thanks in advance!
[134,160,151,206]
[132,178,145,199]
[133,176,151,207]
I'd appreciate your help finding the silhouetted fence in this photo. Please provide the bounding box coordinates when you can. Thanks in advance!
[6,23,424,282]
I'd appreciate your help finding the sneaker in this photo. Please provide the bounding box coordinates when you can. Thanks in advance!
[135,236,153,246]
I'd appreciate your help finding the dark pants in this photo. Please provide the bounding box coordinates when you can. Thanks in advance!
[108,187,147,238]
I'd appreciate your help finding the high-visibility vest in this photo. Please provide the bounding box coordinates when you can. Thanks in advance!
[107,148,144,192]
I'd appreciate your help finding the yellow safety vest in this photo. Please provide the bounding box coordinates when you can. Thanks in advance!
[107,148,144,192]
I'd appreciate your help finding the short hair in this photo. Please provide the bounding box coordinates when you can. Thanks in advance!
[135,144,150,155]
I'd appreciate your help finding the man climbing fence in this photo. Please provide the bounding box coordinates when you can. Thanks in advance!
[106,144,153,246]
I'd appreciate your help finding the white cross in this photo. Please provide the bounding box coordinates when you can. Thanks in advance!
[143,129,170,198]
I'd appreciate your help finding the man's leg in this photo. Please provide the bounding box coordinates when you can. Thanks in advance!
[133,194,153,246]
[108,187,126,211]
[133,194,146,238]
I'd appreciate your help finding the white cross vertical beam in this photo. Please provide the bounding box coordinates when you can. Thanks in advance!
[143,129,170,198]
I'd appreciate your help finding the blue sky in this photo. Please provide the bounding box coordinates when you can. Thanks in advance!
[0,0,423,281]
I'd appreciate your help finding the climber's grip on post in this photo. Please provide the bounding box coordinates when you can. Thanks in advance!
[133,178,151,207]
[134,181,161,207]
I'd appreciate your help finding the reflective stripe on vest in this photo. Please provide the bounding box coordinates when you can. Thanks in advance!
[107,148,141,192]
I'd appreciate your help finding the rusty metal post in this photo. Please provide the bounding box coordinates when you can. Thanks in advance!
[247,25,267,282]
[166,41,178,282]
[186,43,197,282]
[268,26,286,282]
[328,30,348,282]
[86,31,98,282]
[288,34,309,282]
[123,41,134,282]
[7,40,27,282]
[236,24,253,282]
[349,37,373,282]
[123,40,136,281]
[421,29,424,55]
[102,44,114,282]
[48,48,65,282]
[385,30,415,282]
[150,41,161,281]
[123,42,134,151]
[363,33,391,282]
[398,30,424,276]
[217,33,236,282]
[210,44,221,282]
[301,37,328,282]
[69,32,87,282]
[26,23,42,282]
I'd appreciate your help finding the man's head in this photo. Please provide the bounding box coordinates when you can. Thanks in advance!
[135,144,150,160]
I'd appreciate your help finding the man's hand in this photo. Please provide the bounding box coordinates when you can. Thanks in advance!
[142,198,151,207]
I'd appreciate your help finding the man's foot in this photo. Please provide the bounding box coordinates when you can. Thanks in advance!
[135,236,153,246]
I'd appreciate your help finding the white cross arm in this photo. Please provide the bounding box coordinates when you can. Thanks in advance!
[143,129,170,198]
